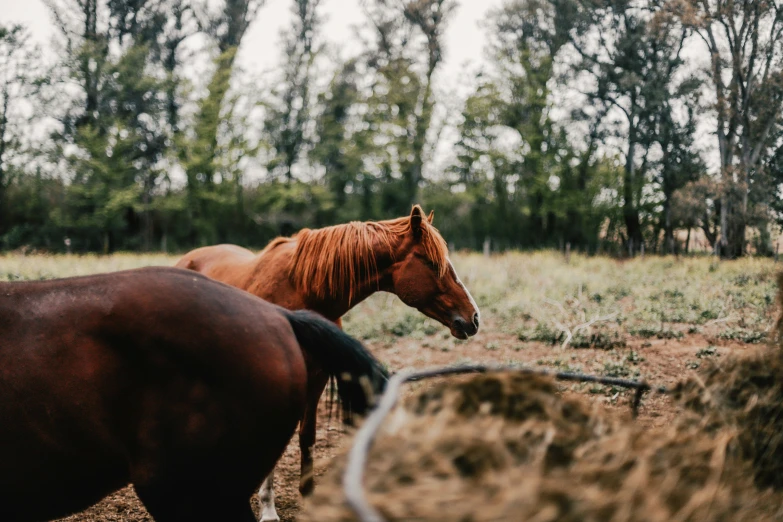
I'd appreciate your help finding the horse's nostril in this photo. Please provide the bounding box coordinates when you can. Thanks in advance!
[473,313,480,328]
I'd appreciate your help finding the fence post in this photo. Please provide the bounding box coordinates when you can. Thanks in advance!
[776,241,779,263]
[565,242,571,264]
[483,237,491,258]
[640,242,645,260]
[628,238,634,258]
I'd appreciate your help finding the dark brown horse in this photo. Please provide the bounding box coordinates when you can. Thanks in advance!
[176,205,479,521]
[0,267,387,522]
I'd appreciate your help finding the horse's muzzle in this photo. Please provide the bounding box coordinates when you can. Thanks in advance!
[452,313,479,339]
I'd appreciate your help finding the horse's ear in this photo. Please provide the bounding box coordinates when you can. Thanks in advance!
[427,210,434,224]
[410,205,424,238]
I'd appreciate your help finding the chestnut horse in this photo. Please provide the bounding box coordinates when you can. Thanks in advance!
[176,205,479,521]
[0,267,387,522]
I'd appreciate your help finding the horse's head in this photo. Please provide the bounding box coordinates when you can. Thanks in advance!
[389,206,480,340]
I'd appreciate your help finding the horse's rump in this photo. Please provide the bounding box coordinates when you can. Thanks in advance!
[0,268,308,522]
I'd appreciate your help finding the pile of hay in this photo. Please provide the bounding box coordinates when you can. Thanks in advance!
[669,273,783,491]
[303,372,782,521]
[672,332,783,490]
[301,276,783,521]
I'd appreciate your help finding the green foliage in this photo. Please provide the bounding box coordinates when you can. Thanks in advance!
[3,0,783,257]
[0,23,45,238]
[265,0,321,182]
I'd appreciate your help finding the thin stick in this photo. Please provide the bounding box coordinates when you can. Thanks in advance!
[343,364,667,522]
[561,312,619,350]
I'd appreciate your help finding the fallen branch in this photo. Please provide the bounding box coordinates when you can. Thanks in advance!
[561,312,619,350]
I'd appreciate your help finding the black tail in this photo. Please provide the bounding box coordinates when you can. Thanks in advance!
[285,310,389,419]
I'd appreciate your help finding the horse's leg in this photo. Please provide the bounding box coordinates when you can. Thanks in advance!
[136,484,256,522]
[299,370,329,496]
[257,468,280,522]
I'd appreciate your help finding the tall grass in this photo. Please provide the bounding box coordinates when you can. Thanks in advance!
[342,252,779,347]
[2,251,777,346]
[0,253,176,281]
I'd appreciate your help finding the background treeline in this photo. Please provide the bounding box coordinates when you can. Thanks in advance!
[1,0,783,257]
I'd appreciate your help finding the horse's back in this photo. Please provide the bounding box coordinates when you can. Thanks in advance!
[0,268,307,521]
[176,244,256,268]
[176,244,258,287]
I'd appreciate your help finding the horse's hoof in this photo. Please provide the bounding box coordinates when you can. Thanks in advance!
[299,477,315,496]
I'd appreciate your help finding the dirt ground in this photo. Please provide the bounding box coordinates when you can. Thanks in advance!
[54,317,757,522]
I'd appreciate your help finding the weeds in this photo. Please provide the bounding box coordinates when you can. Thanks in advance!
[1,251,776,348]
[715,328,767,344]
[696,346,719,358]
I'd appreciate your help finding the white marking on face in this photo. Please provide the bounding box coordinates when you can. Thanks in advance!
[448,257,479,316]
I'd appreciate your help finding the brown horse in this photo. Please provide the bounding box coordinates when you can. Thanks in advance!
[0,267,387,522]
[176,205,479,521]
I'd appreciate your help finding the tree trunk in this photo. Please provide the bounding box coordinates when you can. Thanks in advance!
[624,128,643,252]
[80,0,102,127]
[0,88,8,235]
[663,197,674,254]
[408,71,435,206]
[185,0,259,245]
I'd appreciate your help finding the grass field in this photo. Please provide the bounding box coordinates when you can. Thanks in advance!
[3,251,778,400]
[3,251,776,347]
[2,251,780,521]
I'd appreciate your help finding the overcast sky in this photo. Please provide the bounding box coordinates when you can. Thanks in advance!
[1,0,509,178]
[0,0,720,178]
[0,0,502,93]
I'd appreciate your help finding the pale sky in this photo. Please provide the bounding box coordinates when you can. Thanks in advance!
[0,0,505,180]
[0,0,500,96]
[0,0,720,179]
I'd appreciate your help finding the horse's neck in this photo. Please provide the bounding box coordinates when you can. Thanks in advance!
[250,235,399,321]
[244,244,302,305]
[328,237,399,315]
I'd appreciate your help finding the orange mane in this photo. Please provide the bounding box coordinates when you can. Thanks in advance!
[277,215,449,304]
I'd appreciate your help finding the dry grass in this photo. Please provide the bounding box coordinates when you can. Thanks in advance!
[302,348,783,521]
[2,251,776,351]
[0,252,175,280]
[4,251,782,521]
[343,252,778,351]
[296,263,783,522]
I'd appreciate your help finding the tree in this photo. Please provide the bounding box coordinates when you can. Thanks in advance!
[653,72,703,254]
[445,0,615,251]
[362,0,455,210]
[310,59,369,219]
[564,0,695,253]
[678,0,783,257]
[46,0,173,251]
[161,0,195,133]
[265,0,322,183]
[670,178,719,252]
[0,25,42,236]
[181,0,264,245]
[449,78,521,249]
[485,0,578,246]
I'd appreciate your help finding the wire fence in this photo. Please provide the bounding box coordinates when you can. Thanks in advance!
[342,364,669,522]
